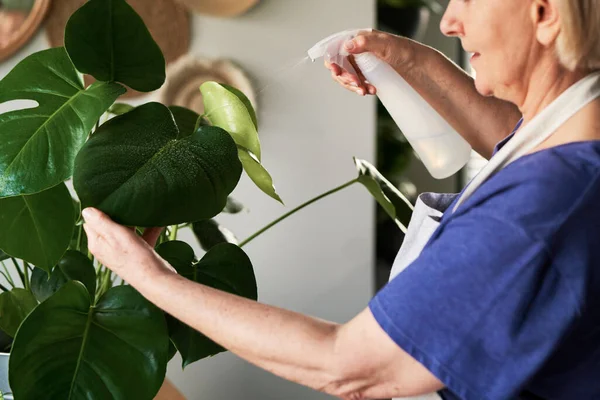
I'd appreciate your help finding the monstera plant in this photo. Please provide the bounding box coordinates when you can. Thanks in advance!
[0,0,413,399]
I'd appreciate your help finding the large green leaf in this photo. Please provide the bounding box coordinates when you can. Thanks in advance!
[9,282,169,400]
[0,327,11,352]
[0,183,75,271]
[0,288,37,337]
[73,102,242,227]
[192,219,238,251]
[169,106,200,139]
[354,157,413,233]
[31,250,96,303]
[0,47,125,197]
[65,0,166,92]
[156,241,257,368]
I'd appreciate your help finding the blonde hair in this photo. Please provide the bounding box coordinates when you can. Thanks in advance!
[555,0,600,71]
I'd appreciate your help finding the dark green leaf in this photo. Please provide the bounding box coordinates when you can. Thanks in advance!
[167,339,178,362]
[0,183,75,271]
[65,0,166,92]
[10,282,169,400]
[0,47,125,197]
[354,157,413,233]
[192,219,238,251]
[108,103,135,116]
[31,250,96,302]
[0,288,37,337]
[169,106,199,139]
[0,328,11,352]
[74,102,242,227]
[0,251,8,263]
[156,241,257,368]
[238,147,283,203]
[223,197,245,214]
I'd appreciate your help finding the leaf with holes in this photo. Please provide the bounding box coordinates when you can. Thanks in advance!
[73,102,242,227]
[9,282,169,399]
[65,0,165,92]
[0,47,125,197]
[156,241,257,368]
[0,183,75,271]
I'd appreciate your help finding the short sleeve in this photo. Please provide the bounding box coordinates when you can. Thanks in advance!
[369,206,579,399]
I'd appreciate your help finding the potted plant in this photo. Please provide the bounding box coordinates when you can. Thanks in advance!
[0,0,413,398]
[378,0,443,41]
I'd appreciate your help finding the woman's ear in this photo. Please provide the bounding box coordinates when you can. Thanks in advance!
[532,0,561,46]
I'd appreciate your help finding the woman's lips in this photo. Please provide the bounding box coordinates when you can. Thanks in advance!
[470,52,481,62]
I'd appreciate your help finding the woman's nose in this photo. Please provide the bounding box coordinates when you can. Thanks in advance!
[440,1,464,38]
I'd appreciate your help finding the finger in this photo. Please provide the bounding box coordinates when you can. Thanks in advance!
[82,208,128,240]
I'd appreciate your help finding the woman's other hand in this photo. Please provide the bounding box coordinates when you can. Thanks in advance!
[326,30,415,97]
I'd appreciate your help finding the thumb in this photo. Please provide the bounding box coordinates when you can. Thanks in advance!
[344,31,390,62]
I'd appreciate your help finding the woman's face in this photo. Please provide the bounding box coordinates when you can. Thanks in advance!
[440,0,538,99]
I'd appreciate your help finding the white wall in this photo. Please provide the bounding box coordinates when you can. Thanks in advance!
[0,0,376,399]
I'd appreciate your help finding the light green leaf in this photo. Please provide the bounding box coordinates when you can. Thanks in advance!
[0,288,37,337]
[65,0,166,92]
[9,282,169,400]
[238,147,283,204]
[74,102,242,227]
[31,250,96,302]
[354,157,413,233]
[156,241,257,368]
[201,82,260,159]
[0,183,75,271]
[108,103,135,116]
[0,47,125,197]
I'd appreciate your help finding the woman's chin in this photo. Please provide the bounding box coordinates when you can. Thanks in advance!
[474,77,495,97]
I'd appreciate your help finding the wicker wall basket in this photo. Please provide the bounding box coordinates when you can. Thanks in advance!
[0,0,51,63]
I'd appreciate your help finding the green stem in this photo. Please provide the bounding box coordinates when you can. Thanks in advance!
[1,261,15,287]
[11,258,25,288]
[0,282,8,292]
[76,223,83,252]
[0,272,14,289]
[169,224,179,241]
[239,178,359,248]
[23,261,30,291]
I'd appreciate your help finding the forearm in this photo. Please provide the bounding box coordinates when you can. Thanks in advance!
[400,39,521,159]
[131,261,343,394]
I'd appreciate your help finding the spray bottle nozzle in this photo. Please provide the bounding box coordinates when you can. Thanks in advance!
[307,29,372,74]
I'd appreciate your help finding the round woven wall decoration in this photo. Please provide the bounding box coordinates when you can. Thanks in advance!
[159,54,257,116]
[173,0,259,17]
[0,0,51,62]
[44,0,190,98]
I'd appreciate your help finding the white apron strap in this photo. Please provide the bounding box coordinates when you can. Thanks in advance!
[452,71,600,213]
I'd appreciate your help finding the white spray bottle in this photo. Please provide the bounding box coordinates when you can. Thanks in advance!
[308,29,472,179]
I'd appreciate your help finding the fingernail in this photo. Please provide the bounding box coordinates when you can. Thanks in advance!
[82,208,97,221]
[350,82,358,87]
[344,40,355,51]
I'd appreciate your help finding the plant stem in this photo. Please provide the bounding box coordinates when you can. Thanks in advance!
[23,261,30,291]
[0,282,8,292]
[1,261,15,287]
[169,224,179,241]
[11,258,25,288]
[76,223,83,252]
[239,178,359,247]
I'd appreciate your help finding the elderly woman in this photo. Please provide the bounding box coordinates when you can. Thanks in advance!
[82,0,600,399]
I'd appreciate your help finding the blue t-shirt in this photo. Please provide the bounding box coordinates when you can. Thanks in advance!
[369,122,600,400]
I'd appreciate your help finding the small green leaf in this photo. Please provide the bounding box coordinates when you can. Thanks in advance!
[354,157,413,233]
[192,219,238,251]
[0,183,75,271]
[238,147,283,203]
[0,288,37,337]
[9,282,169,400]
[156,241,257,368]
[65,0,166,92]
[74,103,242,227]
[0,47,125,197]
[31,250,96,302]
[108,103,135,116]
